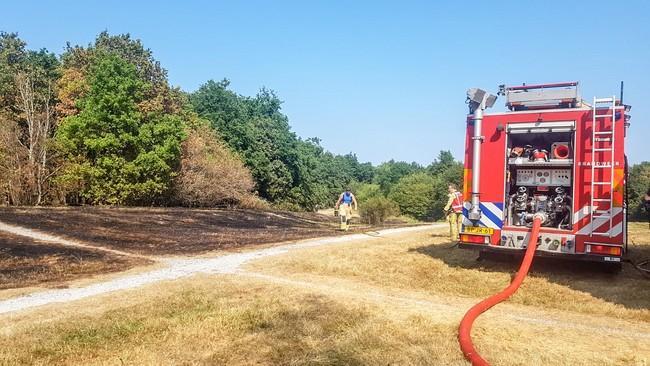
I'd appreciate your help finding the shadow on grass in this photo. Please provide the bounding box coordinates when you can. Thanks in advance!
[410,228,650,311]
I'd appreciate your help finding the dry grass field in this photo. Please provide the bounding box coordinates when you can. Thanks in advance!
[0,221,648,365]
[251,222,650,323]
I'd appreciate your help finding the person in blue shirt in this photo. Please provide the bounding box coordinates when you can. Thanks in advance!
[335,189,358,230]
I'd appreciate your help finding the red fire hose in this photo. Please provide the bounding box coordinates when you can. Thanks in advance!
[458,217,543,366]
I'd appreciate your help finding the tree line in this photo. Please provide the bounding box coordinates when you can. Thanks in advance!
[1,31,646,221]
[0,31,458,217]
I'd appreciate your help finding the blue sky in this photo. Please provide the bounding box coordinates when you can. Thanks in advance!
[3,0,649,165]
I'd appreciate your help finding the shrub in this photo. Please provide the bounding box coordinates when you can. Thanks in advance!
[174,124,255,207]
[388,172,437,220]
[352,182,383,203]
[237,195,271,210]
[360,196,400,225]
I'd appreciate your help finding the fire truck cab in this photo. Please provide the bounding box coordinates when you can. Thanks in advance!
[459,82,631,269]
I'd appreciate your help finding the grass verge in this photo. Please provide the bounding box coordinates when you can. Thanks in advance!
[249,222,650,322]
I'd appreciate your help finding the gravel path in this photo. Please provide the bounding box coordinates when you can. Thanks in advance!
[0,224,440,315]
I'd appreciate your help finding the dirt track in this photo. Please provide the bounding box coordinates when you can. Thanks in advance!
[0,207,382,291]
[0,225,435,314]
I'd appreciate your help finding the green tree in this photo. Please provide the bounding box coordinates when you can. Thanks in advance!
[427,150,456,175]
[190,80,299,202]
[388,172,437,220]
[374,160,423,194]
[628,162,650,220]
[191,79,375,210]
[58,31,184,119]
[56,54,185,204]
[0,32,26,115]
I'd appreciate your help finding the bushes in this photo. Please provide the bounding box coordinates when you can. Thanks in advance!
[359,159,463,222]
[352,183,383,202]
[174,124,255,207]
[360,196,400,225]
[628,162,650,220]
[388,172,437,220]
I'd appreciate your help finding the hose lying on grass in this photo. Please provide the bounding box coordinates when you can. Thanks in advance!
[625,258,650,278]
[458,216,543,366]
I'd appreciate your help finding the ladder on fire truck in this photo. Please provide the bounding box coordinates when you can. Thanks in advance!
[589,96,617,237]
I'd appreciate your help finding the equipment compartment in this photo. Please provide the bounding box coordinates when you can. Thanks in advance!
[505,130,574,230]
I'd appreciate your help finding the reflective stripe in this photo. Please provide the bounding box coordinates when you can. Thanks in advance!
[451,192,463,213]
[461,201,504,229]
[479,202,504,229]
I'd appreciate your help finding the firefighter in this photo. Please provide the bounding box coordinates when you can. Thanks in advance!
[444,183,463,241]
[335,189,358,231]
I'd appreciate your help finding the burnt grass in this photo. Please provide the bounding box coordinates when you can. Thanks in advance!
[0,207,355,255]
[0,231,148,290]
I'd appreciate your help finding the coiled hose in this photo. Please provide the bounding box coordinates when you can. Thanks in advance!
[458,217,543,366]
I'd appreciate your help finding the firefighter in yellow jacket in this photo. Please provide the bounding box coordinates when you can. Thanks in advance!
[443,183,463,241]
[335,189,358,231]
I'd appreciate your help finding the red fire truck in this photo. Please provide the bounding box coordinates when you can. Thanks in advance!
[458,82,631,269]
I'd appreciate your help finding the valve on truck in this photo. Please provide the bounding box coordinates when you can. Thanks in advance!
[508,186,571,229]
